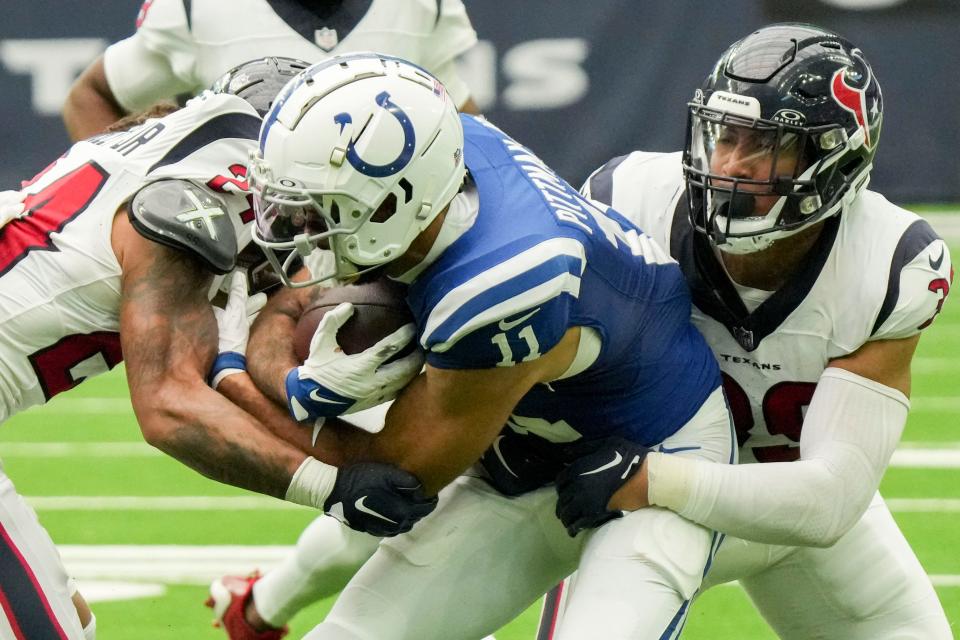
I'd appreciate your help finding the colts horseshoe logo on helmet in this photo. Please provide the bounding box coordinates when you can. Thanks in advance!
[333,91,417,178]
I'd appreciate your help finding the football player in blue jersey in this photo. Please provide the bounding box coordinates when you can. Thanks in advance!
[219,52,736,640]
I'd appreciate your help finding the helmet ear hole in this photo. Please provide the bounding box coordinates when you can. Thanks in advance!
[371,193,398,224]
[398,178,414,204]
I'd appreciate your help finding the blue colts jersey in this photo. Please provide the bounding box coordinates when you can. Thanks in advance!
[406,116,719,446]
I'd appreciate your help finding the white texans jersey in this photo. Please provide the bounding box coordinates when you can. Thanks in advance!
[0,92,259,422]
[585,151,953,462]
[104,0,477,112]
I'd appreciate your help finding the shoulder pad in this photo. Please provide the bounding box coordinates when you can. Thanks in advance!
[129,179,237,274]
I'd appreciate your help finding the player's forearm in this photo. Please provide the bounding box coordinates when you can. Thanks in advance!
[647,369,907,547]
[136,381,305,499]
[368,374,510,495]
[248,307,301,405]
[63,57,126,141]
[220,370,386,468]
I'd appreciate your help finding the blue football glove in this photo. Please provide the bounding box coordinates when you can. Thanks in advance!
[285,302,424,421]
[479,428,565,496]
[555,437,651,537]
[324,462,438,537]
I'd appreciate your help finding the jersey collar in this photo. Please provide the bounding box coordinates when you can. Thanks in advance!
[670,198,841,351]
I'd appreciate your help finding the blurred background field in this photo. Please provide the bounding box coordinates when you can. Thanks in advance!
[0,212,956,638]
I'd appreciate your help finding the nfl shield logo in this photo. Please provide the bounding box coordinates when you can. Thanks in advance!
[314,27,338,51]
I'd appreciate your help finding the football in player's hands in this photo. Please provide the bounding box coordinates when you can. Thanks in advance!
[294,277,414,361]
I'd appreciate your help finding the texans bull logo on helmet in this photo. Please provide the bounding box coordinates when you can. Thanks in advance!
[830,50,881,150]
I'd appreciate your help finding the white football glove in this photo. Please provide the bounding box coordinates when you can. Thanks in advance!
[0,190,27,227]
[285,302,424,421]
[209,270,267,388]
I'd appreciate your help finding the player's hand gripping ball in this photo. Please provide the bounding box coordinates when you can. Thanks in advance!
[286,279,424,421]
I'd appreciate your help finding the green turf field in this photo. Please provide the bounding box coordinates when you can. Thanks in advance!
[0,224,957,639]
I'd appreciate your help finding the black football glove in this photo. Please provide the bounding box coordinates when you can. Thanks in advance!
[324,462,438,537]
[479,428,565,496]
[555,437,651,537]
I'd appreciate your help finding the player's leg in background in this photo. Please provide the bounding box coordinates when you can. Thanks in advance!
[306,474,583,640]
[0,463,86,639]
[550,387,735,640]
[252,516,380,627]
[739,494,951,640]
[68,584,96,640]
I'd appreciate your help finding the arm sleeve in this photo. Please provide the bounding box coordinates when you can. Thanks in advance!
[647,367,908,547]
[103,0,199,112]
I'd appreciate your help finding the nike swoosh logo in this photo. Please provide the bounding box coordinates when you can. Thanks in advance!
[309,389,351,405]
[311,418,325,447]
[492,436,518,477]
[354,496,398,524]
[929,246,945,271]
[498,308,541,332]
[580,451,622,476]
[620,454,642,480]
[658,445,701,455]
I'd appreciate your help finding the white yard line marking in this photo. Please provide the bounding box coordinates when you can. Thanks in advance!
[6,442,960,465]
[24,391,960,418]
[890,449,960,468]
[883,499,960,512]
[0,442,160,456]
[26,496,310,510]
[899,441,960,449]
[23,496,960,512]
[29,398,134,414]
[62,545,959,597]
[77,581,167,603]
[720,575,959,588]
[15,385,960,417]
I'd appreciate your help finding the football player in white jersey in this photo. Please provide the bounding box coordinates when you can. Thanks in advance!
[0,59,432,640]
[542,23,953,639]
[63,0,479,141]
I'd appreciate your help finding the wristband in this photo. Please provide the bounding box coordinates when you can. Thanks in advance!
[284,456,339,510]
[209,352,246,389]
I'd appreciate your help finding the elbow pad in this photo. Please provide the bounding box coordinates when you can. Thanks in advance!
[128,179,237,274]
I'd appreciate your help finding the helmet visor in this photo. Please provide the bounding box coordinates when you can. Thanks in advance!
[685,105,829,242]
[253,191,329,245]
[689,109,813,212]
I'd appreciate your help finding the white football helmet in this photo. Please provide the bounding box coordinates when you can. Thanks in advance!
[250,53,466,286]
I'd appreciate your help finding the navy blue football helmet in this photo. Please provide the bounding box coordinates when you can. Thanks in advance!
[683,23,883,253]
[211,56,310,116]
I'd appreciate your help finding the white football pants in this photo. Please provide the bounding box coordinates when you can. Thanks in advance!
[0,462,86,639]
[700,492,952,639]
[305,386,735,640]
[541,494,951,639]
